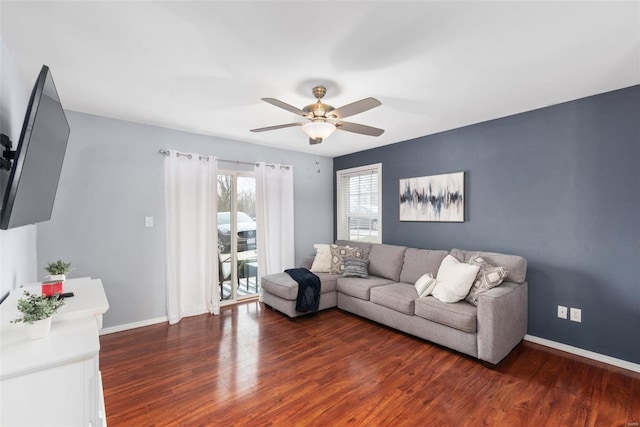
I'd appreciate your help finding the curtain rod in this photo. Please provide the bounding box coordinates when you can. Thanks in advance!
[158,149,290,170]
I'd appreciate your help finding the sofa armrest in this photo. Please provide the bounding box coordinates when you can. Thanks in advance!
[476,281,528,365]
[300,257,315,270]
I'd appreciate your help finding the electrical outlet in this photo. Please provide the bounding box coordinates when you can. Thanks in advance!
[570,308,582,323]
[145,216,154,228]
[557,305,567,319]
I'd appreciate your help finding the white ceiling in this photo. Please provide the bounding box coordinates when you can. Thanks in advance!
[1,1,639,158]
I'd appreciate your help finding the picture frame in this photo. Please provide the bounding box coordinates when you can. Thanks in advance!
[399,171,465,222]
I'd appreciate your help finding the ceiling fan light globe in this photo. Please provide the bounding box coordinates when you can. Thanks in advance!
[302,121,336,140]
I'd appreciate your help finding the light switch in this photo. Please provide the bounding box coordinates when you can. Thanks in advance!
[145,216,154,228]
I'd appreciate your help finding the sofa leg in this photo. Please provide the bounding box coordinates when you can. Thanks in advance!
[482,361,498,370]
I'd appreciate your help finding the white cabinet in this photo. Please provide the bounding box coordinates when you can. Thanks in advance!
[0,278,109,426]
[1,277,110,330]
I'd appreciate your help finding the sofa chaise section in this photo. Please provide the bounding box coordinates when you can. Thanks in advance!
[261,271,338,318]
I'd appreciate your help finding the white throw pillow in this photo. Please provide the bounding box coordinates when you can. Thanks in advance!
[414,273,438,297]
[432,255,480,303]
[310,244,332,273]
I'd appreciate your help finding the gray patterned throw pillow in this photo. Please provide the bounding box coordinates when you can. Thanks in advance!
[464,256,509,306]
[330,245,363,274]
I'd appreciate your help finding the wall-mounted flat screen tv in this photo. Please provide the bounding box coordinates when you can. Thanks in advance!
[0,65,70,230]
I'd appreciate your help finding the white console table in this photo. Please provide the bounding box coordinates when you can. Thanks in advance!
[0,277,109,426]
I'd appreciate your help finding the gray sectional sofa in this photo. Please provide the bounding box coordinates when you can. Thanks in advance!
[260,240,528,366]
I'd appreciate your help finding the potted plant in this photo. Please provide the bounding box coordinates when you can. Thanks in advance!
[45,259,72,280]
[42,260,72,296]
[11,291,65,339]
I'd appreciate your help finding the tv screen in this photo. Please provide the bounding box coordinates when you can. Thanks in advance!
[0,65,70,230]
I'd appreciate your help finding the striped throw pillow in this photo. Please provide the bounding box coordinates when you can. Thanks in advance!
[342,257,370,278]
[415,273,437,297]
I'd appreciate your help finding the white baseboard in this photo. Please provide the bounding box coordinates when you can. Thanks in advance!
[99,316,168,335]
[524,334,640,374]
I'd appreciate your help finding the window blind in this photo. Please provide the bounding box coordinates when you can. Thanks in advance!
[336,163,382,243]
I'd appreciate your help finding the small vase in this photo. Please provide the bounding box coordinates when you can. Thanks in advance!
[25,317,52,340]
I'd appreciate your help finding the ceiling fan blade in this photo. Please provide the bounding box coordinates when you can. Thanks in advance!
[330,97,381,119]
[337,121,385,137]
[250,122,304,132]
[309,137,322,145]
[261,98,307,116]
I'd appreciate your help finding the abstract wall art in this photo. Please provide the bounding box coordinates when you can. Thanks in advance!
[399,171,465,222]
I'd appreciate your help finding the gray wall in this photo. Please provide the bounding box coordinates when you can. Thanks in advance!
[334,86,640,364]
[37,111,333,328]
[0,39,38,300]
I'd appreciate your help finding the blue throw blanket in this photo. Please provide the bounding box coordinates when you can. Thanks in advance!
[285,268,321,313]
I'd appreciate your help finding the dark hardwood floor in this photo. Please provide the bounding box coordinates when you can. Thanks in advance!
[100,302,639,426]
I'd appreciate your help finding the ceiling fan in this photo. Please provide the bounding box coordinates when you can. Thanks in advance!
[251,86,384,145]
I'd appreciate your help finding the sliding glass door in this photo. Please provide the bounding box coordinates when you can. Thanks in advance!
[217,171,259,303]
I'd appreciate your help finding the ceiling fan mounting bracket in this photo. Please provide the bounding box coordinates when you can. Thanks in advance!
[312,86,327,100]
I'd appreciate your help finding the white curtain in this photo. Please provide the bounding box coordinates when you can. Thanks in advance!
[164,151,219,324]
[255,162,295,298]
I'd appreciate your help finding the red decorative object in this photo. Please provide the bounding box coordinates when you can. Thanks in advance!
[41,281,64,297]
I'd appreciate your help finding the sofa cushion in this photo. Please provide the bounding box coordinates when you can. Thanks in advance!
[313,272,339,293]
[261,272,337,301]
[335,240,372,259]
[330,244,363,274]
[370,283,418,315]
[310,244,332,273]
[336,276,395,300]
[342,257,370,278]
[367,244,407,281]
[449,248,527,284]
[399,248,449,284]
[261,273,298,300]
[432,255,480,303]
[415,296,478,333]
